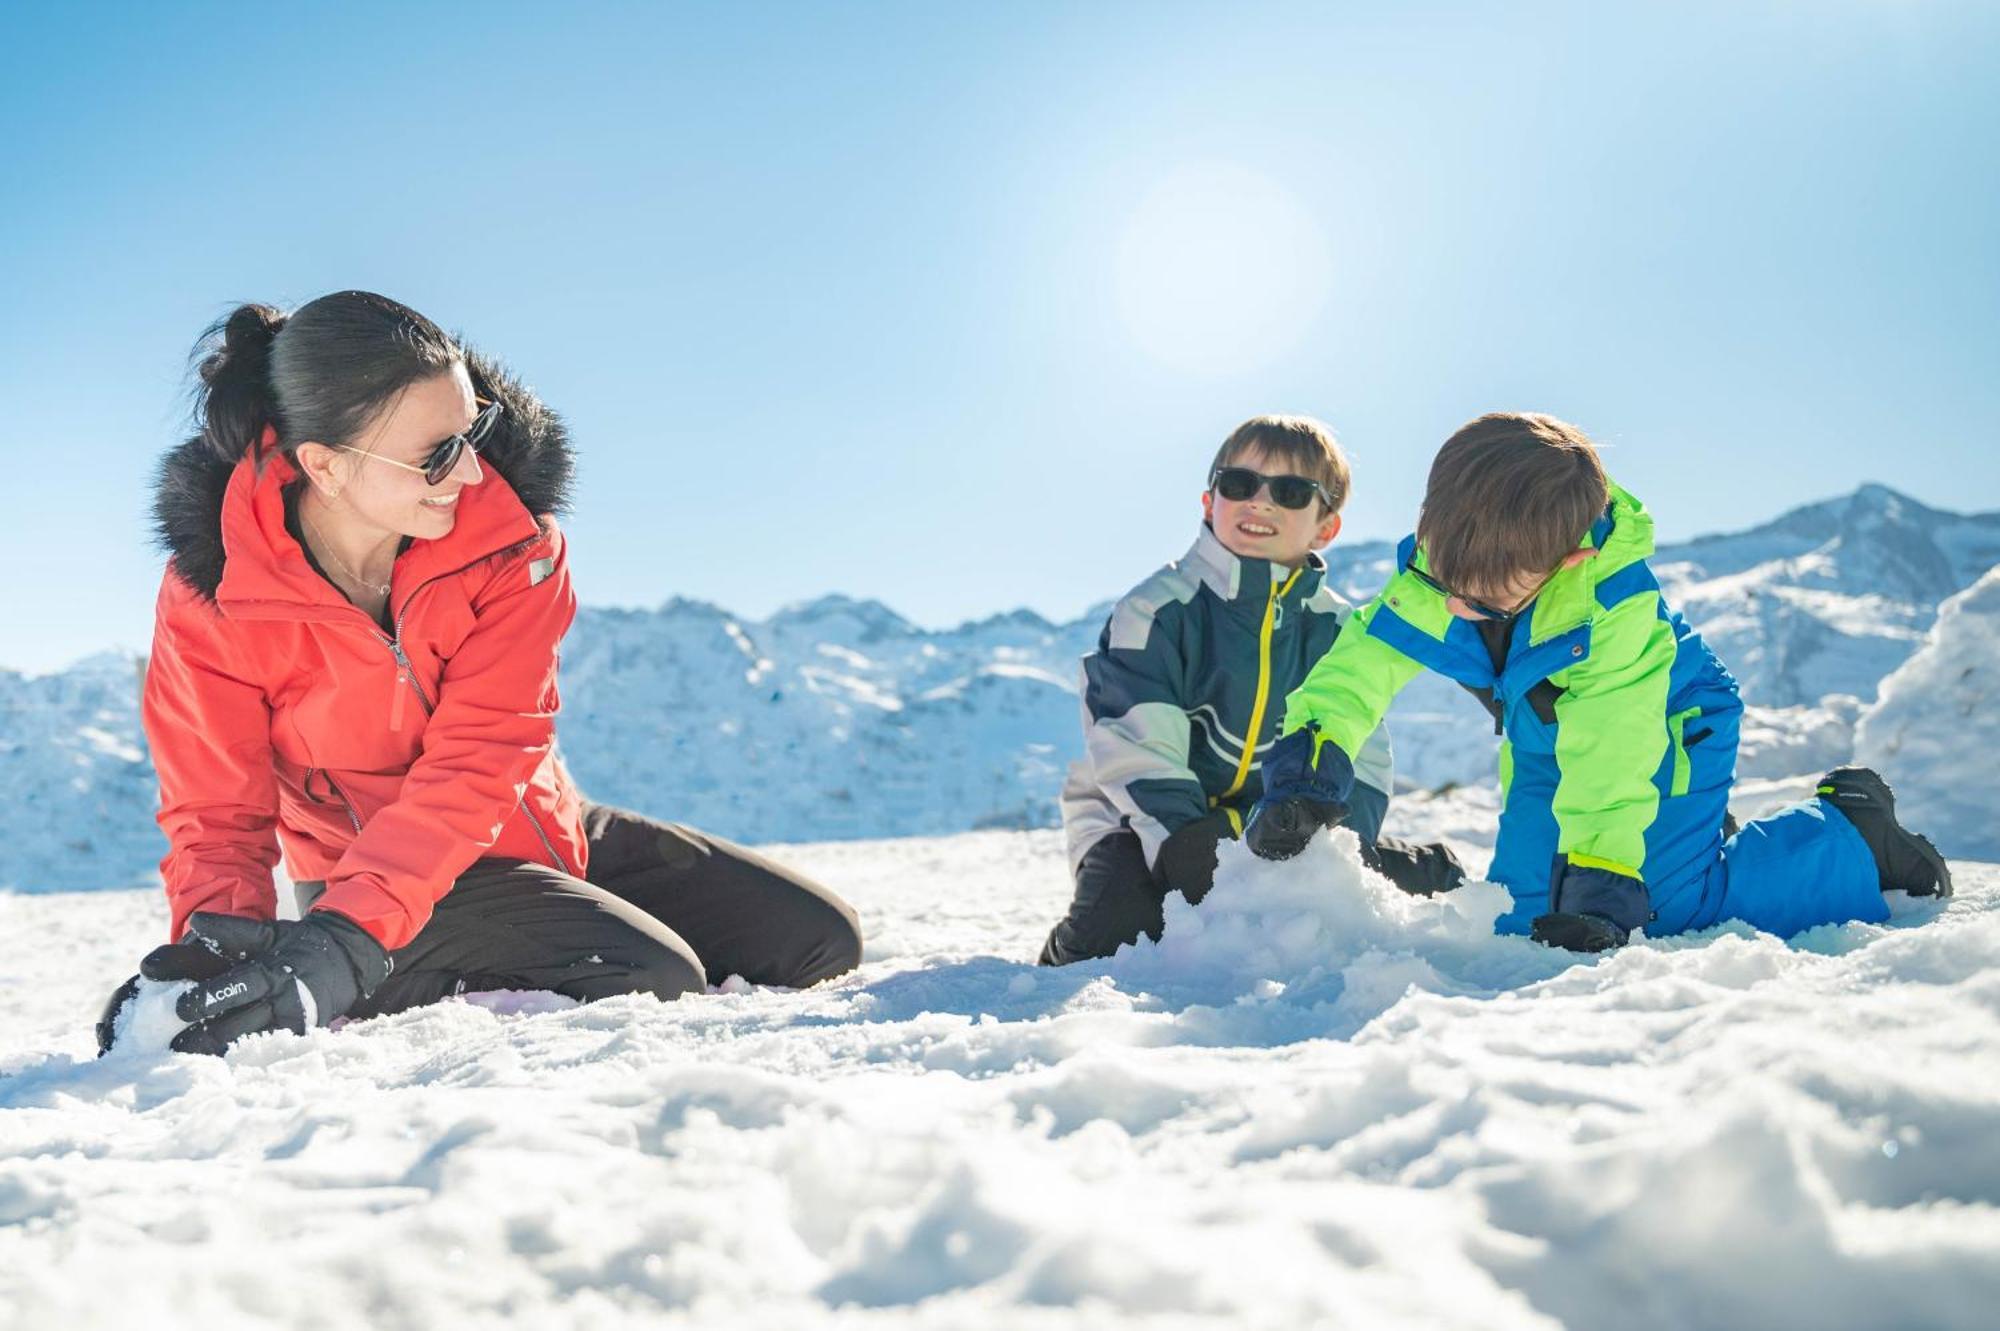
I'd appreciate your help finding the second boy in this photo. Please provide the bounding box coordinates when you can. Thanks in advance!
[1042,416,1464,966]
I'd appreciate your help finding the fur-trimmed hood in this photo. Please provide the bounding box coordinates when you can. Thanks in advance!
[152,347,576,602]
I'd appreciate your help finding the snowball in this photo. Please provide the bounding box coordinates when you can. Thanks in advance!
[109,977,194,1055]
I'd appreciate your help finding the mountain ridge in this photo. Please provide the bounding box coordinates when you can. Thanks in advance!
[3,484,1994,892]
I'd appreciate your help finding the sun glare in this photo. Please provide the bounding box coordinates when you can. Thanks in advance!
[1112,162,1333,378]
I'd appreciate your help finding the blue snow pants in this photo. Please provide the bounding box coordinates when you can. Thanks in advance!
[1487,695,1888,939]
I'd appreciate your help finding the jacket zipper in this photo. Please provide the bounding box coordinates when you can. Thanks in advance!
[305,766,364,834]
[517,801,571,875]
[371,575,573,878]
[1218,567,1304,803]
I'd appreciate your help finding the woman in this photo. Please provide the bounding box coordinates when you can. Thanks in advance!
[100,291,862,1055]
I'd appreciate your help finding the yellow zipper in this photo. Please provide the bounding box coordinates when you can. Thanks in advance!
[1218,567,1303,802]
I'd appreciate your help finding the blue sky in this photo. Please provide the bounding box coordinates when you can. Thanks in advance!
[3,1,1997,673]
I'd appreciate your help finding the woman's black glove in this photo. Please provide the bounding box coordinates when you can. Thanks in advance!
[168,911,393,1055]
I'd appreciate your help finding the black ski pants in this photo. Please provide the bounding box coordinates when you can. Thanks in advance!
[310,803,863,1018]
[1038,827,1466,967]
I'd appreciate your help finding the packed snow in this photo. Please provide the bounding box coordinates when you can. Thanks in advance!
[4,787,1996,1329]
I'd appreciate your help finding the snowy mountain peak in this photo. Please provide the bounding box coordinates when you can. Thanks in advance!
[651,594,736,622]
[1662,483,2000,591]
[1764,480,1933,531]
[1637,485,2000,707]
[959,607,1060,635]
[773,593,916,641]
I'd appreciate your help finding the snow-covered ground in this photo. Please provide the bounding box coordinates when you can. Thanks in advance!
[4,790,1996,1330]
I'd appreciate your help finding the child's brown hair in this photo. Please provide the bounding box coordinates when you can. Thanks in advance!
[1417,412,1609,595]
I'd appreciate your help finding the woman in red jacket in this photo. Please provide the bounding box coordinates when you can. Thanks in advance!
[101,291,862,1054]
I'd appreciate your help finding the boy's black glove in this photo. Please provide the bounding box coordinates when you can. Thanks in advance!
[1361,837,1468,897]
[1244,798,1345,861]
[1529,912,1630,953]
[1153,811,1234,905]
[168,911,393,1056]
[1245,724,1353,861]
[95,930,242,1055]
[1531,858,1652,953]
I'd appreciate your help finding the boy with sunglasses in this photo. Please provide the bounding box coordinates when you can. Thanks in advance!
[1040,416,1465,966]
[1246,412,1953,952]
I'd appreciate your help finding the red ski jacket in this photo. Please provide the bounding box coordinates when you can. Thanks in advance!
[145,358,585,950]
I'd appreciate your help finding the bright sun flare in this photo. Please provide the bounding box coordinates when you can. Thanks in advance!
[1112,162,1333,378]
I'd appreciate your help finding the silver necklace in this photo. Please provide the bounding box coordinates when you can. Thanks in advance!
[301,510,392,599]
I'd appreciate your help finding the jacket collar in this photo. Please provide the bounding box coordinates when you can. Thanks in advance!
[1522,480,1656,642]
[154,346,575,605]
[1185,522,1326,609]
[213,444,539,623]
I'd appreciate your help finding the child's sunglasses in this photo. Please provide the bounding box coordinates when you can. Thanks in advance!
[335,398,504,486]
[1208,466,1335,511]
[1404,556,1561,623]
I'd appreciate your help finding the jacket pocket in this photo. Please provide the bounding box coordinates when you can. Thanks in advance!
[1667,706,1705,798]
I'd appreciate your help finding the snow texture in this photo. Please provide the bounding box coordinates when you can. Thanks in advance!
[1856,566,2000,860]
[7,485,1995,895]
[4,794,1996,1330]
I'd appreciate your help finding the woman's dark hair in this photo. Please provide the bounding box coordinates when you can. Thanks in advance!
[191,291,461,465]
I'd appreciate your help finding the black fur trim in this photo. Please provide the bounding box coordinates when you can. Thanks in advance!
[152,345,576,602]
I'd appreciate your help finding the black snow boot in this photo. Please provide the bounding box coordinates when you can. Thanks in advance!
[1817,767,1954,898]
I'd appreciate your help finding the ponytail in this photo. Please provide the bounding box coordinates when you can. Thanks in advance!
[193,303,288,465]
[182,291,457,469]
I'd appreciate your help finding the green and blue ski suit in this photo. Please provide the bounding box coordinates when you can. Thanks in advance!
[1277,482,1887,938]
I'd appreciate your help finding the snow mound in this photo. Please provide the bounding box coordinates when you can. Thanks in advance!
[1855,567,2000,860]
[1104,828,1551,1034]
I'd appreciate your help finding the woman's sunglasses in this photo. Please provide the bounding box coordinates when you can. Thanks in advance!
[336,398,503,486]
[1209,465,1335,511]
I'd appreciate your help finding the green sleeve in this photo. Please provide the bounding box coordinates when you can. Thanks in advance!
[1281,581,1429,755]
[1550,588,1676,877]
